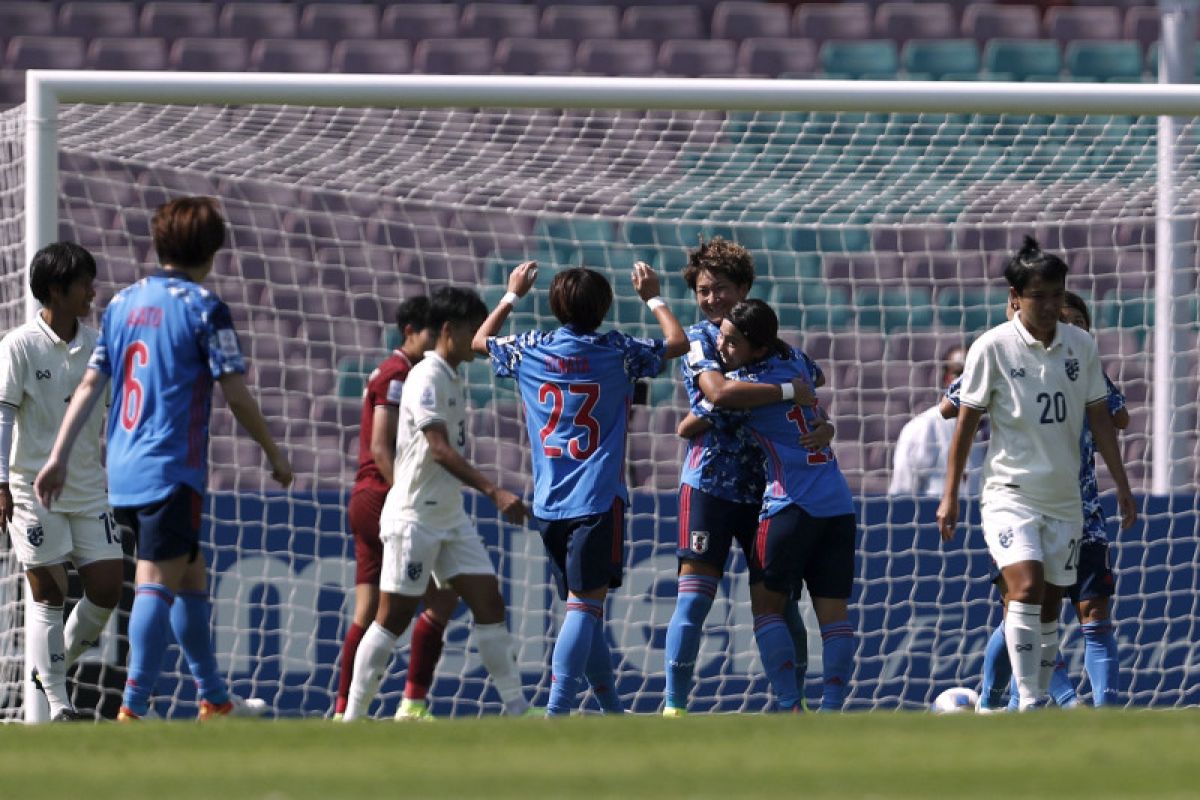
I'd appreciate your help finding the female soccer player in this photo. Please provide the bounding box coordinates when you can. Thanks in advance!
[937,237,1136,711]
[473,260,688,716]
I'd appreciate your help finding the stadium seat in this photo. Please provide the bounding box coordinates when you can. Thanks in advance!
[251,39,332,73]
[540,5,619,41]
[0,70,24,107]
[874,2,956,44]
[1145,42,1200,79]
[711,1,791,42]
[460,3,540,41]
[622,5,705,42]
[935,285,1011,331]
[6,36,86,70]
[87,37,169,71]
[0,3,54,39]
[857,286,935,332]
[299,3,380,41]
[139,2,217,40]
[960,3,1041,44]
[902,39,980,80]
[219,3,299,40]
[576,38,658,76]
[983,39,1062,81]
[57,2,137,39]
[413,38,495,74]
[658,39,737,77]
[1123,6,1165,53]
[792,3,872,44]
[736,37,818,78]
[819,40,899,79]
[495,37,574,74]
[1044,6,1122,45]
[331,39,412,74]
[380,3,460,41]
[1067,40,1143,81]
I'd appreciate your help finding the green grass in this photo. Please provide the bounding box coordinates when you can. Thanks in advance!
[2,711,1196,799]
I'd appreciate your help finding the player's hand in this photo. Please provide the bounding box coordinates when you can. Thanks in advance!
[269,453,294,489]
[507,261,538,297]
[492,488,528,525]
[0,485,11,534]
[800,420,834,451]
[1116,487,1137,531]
[34,459,66,512]
[631,261,661,301]
[791,378,816,407]
[936,494,958,542]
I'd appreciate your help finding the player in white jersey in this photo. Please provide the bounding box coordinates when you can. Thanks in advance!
[343,287,534,721]
[0,242,122,721]
[937,236,1136,711]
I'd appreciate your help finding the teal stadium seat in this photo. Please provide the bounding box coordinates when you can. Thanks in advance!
[902,39,980,80]
[769,283,852,330]
[534,217,617,263]
[1066,41,1143,82]
[819,41,899,79]
[335,356,373,399]
[857,286,935,332]
[623,217,707,251]
[936,286,1011,332]
[1146,42,1200,79]
[983,39,1062,81]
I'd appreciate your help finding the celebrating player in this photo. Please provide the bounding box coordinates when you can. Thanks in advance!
[473,261,688,716]
[664,237,821,715]
[343,287,533,721]
[35,197,293,721]
[333,296,460,721]
[0,242,122,721]
[687,299,855,712]
[937,237,1136,712]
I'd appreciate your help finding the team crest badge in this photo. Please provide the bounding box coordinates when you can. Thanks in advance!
[407,562,423,581]
[1065,358,1080,381]
[420,386,436,408]
[998,529,1013,549]
[26,525,44,548]
[690,531,710,554]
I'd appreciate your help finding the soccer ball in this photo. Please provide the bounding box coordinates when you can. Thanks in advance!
[931,687,980,714]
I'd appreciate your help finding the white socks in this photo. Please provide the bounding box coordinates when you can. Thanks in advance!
[28,601,72,716]
[1005,601,1042,711]
[343,622,397,721]
[65,596,113,667]
[474,622,528,715]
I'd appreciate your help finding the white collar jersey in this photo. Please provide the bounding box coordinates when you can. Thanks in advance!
[888,403,985,498]
[958,314,1107,522]
[381,351,471,529]
[0,315,108,512]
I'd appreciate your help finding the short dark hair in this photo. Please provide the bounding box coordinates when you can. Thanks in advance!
[1003,235,1068,295]
[29,241,97,305]
[727,299,791,359]
[152,196,227,269]
[549,268,612,332]
[682,237,755,292]
[395,295,431,337]
[427,286,487,331]
[1062,290,1091,330]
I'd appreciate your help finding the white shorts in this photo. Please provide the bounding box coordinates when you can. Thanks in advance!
[7,486,121,569]
[981,504,1078,587]
[378,518,495,596]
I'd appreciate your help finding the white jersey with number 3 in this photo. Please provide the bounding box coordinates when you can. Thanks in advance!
[958,314,1107,523]
[380,351,471,530]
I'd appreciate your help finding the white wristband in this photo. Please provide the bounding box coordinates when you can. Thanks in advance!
[779,383,795,401]
[500,291,520,308]
[645,296,666,312]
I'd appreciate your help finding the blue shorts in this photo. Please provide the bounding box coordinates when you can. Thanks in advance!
[115,484,203,563]
[676,484,763,582]
[537,499,625,601]
[1067,539,1115,604]
[754,504,855,599]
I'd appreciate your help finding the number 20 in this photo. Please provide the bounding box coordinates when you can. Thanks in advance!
[538,382,601,460]
[1037,391,1067,424]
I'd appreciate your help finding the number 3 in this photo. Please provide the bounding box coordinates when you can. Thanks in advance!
[538,382,601,460]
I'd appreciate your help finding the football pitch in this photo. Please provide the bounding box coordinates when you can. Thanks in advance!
[1,710,1196,799]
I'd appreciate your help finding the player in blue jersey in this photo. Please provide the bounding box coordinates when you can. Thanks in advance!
[682,299,856,712]
[35,197,293,721]
[664,237,826,715]
[473,260,688,716]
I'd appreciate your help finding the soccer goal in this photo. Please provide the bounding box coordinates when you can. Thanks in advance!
[1,70,1198,722]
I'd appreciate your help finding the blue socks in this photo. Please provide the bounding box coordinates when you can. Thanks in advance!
[585,619,624,714]
[123,583,175,716]
[548,598,602,716]
[1048,654,1078,707]
[753,614,799,711]
[664,575,718,711]
[819,621,854,711]
[980,624,1011,709]
[170,590,229,706]
[782,601,808,701]
[1082,621,1119,706]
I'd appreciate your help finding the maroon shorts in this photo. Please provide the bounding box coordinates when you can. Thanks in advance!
[348,488,387,585]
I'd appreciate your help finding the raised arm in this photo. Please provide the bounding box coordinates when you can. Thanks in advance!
[34,368,109,509]
[218,372,293,488]
[630,262,688,359]
[422,423,527,525]
[472,261,538,355]
[936,404,984,542]
[1086,401,1137,531]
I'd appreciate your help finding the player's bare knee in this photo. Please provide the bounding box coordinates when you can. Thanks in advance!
[748,582,786,616]
[26,565,67,605]
[425,587,459,622]
[467,592,506,626]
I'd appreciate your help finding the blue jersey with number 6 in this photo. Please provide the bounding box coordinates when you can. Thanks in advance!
[729,349,854,520]
[89,271,246,507]
[488,326,665,519]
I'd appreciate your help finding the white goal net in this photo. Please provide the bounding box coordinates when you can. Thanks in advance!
[1,76,1198,720]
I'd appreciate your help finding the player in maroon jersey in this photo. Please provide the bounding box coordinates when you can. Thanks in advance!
[333,296,458,719]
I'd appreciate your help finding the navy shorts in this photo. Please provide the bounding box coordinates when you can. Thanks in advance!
[537,499,625,601]
[676,484,764,582]
[1067,539,1115,604]
[115,484,203,563]
[754,504,855,599]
